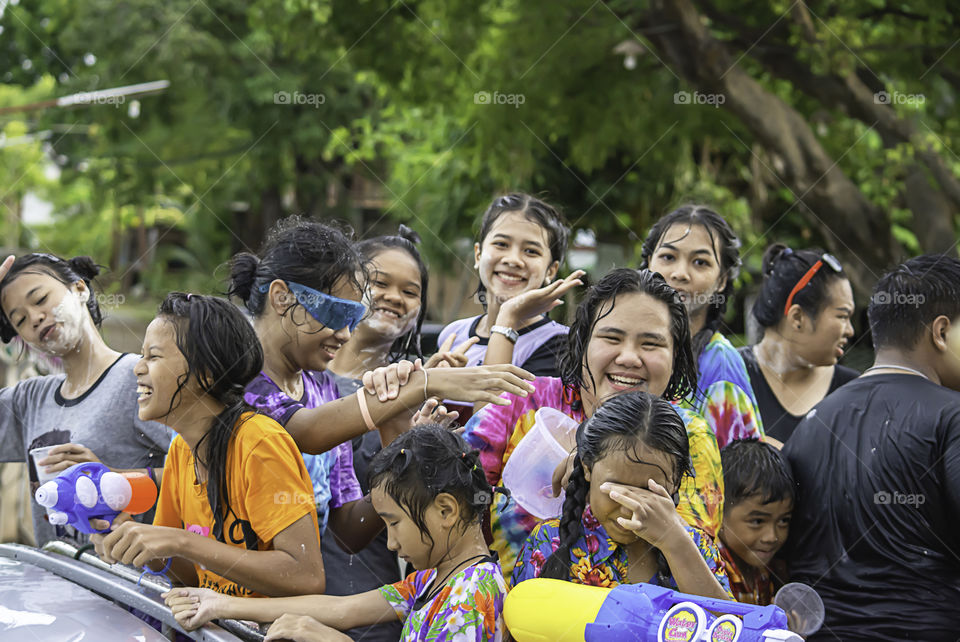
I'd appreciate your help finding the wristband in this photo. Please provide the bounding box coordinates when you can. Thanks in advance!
[490,325,519,344]
[356,389,379,432]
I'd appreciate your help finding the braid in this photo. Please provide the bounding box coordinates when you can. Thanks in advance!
[539,457,589,580]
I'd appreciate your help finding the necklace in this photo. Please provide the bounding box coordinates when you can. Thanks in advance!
[412,553,494,610]
[864,364,930,380]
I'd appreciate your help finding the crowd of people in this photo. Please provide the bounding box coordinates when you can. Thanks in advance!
[0,194,958,641]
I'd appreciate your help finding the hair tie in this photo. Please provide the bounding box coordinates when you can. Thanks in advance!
[401,448,405,454]
[186,293,193,301]
[781,248,793,257]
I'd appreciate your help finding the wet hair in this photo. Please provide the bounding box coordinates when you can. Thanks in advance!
[868,254,960,350]
[355,224,428,361]
[640,204,741,358]
[474,193,570,307]
[539,391,693,582]
[157,293,264,543]
[227,216,366,321]
[0,253,104,343]
[368,424,499,546]
[752,244,848,328]
[558,268,696,403]
[720,438,794,507]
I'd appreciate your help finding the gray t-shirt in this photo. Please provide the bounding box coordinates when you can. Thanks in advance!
[0,353,174,546]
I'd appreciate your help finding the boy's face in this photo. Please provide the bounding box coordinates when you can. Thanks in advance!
[720,494,793,569]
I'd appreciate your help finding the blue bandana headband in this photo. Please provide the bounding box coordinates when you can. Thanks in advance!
[259,281,367,331]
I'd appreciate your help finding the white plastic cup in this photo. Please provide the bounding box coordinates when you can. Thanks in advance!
[773,582,825,636]
[501,407,580,519]
[29,443,83,484]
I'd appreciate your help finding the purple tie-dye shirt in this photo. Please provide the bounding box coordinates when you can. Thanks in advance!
[244,370,362,532]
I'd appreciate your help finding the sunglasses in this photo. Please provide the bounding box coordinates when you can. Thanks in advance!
[783,253,842,316]
[259,281,367,331]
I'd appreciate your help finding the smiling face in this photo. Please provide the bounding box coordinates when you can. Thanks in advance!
[371,484,457,571]
[275,277,363,372]
[361,248,423,341]
[0,270,93,356]
[647,224,726,319]
[579,292,675,417]
[796,278,855,366]
[720,494,793,569]
[134,317,202,425]
[474,211,559,307]
[583,443,676,546]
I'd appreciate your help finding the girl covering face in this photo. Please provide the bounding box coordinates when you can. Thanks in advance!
[642,205,764,449]
[165,426,508,642]
[513,391,731,601]
[0,254,172,548]
[95,293,325,599]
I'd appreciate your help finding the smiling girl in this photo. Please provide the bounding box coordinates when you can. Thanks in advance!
[641,205,763,448]
[0,253,172,547]
[94,293,324,597]
[463,268,723,577]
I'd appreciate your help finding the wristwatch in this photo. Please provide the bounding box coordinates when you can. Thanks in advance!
[490,325,519,344]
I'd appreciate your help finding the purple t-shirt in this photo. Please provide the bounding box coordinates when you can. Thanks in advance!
[244,370,362,532]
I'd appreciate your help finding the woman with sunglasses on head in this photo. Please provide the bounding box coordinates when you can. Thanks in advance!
[229,218,535,555]
[738,244,857,444]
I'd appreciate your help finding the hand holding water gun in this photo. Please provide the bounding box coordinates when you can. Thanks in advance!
[34,462,158,534]
[505,579,806,642]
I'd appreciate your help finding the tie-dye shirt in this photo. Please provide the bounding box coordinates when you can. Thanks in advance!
[379,560,507,641]
[462,377,723,580]
[512,505,731,596]
[679,332,763,449]
[244,370,362,532]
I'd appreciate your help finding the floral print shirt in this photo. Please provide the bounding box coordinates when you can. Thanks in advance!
[379,560,507,642]
[463,378,724,579]
[678,332,764,449]
[512,506,731,597]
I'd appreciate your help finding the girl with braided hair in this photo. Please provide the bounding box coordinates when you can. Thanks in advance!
[93,293,324,599]
[166,425,508,642]
[641,204,764,449]
[513,391,730,601]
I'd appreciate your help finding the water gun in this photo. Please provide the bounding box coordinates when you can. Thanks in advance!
[504,579,802,642]
[35,462,158,534]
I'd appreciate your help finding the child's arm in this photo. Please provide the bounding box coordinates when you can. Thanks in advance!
[98,513,325,595]
[264,615,353,642]
[286,366,534,454]
[164,587,395,632]
[326,497,383,554]
[604,480,731,600]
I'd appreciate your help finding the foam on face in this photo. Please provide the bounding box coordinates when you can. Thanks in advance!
[43,290,87,354]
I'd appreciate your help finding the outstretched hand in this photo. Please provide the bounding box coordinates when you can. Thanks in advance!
[497,270,585,326]
[0,255,14,282]
[424,334,479,369]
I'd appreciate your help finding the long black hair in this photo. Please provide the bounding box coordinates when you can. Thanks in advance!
[0,253,104,343]
[227,216,366,323]
[356,224,428,361]
[158,293,264,542]
[368,424,500,547]
[474,193,570,308]
[558,268,697,404]
[640,205,741,358]
[539,391,693,582]
[752,244,847,329]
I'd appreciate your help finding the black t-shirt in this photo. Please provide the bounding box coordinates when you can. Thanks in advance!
[782,374,960,641]
[738,345,860,443]
[464,315,567,378]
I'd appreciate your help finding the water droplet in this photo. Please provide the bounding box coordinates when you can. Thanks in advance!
[359,516,365,523]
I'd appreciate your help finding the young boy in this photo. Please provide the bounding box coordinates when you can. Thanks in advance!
[717,438,793,605]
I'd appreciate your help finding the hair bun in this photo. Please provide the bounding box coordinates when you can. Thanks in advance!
[761,243,792,277]
[66,256,102,280]
[227,253,261,303]
[397,224,421,245]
